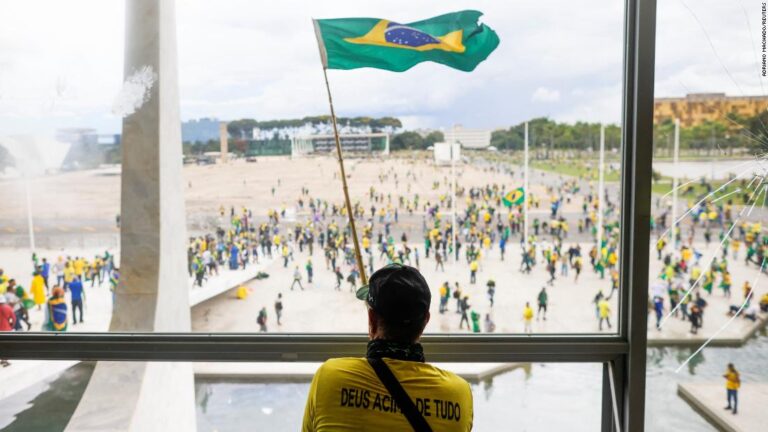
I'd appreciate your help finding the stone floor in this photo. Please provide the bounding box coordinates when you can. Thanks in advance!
[191,240,768,345]
[678,382,768,432]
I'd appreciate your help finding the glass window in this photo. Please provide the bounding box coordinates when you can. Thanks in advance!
[649,0,767,430]
[179,0,625,336]
[198,363,603,431]
[0,0,658,430]
[0,360,602,431]
[0,0,628,337]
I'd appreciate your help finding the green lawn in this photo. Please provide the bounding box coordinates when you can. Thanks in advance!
[651,179,767,206]
[530,160,622,182]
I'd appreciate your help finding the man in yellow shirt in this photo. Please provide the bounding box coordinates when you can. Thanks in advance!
[469,260,479,285]
[598,299,612,331]
[522,302,534,334]
[73,257,85,279]
[723,363,740,414]
[303,264,473,431]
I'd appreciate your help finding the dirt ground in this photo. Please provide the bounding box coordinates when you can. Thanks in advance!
[0,154,594,224]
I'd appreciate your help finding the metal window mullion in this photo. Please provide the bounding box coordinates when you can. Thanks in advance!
[0,333,628,363]
[618,0,657,431]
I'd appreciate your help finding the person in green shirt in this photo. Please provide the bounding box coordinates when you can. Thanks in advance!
[537,287,548,321]
[470,310,481,333]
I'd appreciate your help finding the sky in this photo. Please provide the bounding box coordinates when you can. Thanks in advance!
[0,0,766,135]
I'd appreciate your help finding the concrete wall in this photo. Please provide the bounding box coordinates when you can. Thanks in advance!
[65,1,197,430]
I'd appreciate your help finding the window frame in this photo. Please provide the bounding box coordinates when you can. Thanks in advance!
[0,1,656,430]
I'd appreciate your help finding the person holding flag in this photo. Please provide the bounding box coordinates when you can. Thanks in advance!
[312,10,500,291]
[304,11,497,431]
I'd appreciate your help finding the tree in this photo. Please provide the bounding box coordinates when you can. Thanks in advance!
[424,131,444,147]
[391,131,425,150]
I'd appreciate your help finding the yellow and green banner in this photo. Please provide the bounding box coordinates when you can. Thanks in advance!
[503,187,525,207]
[313,10,499,72]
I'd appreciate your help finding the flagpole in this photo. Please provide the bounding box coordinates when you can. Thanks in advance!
[597,124,605,253]
[24,174,36,252]
[451,143,457,265]
[523,122,529,245]
[321,67,367,285]
[671,118,680,247]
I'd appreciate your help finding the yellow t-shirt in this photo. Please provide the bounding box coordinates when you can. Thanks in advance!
[523,306,534,321]
[303,357,473,432]
[599,300,611,318]
[73,259,85,276]
[725,371,740,390]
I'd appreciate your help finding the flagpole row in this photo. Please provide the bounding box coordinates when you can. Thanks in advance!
[321,67,368,286]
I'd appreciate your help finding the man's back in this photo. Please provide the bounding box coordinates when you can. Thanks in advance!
[70,281,83,301]
[303,357,473,431]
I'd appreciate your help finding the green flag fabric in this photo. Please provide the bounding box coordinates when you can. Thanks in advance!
[313,10,499,72]
[502,187,525,208]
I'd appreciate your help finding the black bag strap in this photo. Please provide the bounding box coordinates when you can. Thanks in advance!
[367,358,432,432]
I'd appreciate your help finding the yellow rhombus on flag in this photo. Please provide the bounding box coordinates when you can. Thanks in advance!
[503,187,525,207]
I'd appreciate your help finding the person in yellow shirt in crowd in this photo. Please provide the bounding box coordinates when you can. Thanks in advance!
[598,298,612,331]
[720,271,732,298]
[760,292,768,313]
[73,257,85,279]
[30,270,46,310]
[681,245,692,264]
[303,264,472,431]
[63,263,75,291]
[731,239,741,260]
[522,302,534,334]
[469,260,479,284]
[742,281,752,302]
[723,363,740,415]
[0,270,8,295]
[281,244,290,268]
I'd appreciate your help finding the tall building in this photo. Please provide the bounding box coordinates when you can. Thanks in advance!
[654,93,768,127]
[181,118,221,142]
[444,125,491,149]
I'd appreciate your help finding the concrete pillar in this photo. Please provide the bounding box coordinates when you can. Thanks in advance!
[65,1,196,430]
[219,122,228,163]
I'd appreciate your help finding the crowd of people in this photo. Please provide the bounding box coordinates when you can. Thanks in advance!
[232,162,634,333]
[4,160,767,340]
[239,162,768,337]
[0,252,118,365]
[651,217,768,335]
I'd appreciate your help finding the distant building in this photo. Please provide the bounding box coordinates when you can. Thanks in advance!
[433,142,461,166]
[56,128,120,169]
[654,93,768,128]
[292,133,389,157]
[182,118,220,143]
[444,125,491,149]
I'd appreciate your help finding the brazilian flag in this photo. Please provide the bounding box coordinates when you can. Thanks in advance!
[313,10,499,72]
[503,187,525,208]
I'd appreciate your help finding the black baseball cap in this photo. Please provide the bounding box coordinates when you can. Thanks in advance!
[356,264,431,325]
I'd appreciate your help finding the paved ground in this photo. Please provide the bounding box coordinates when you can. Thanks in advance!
[0,156,621,247]
[191,238,768,343]
[678,382,768,432]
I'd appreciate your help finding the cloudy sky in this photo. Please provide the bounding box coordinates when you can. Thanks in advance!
[0,0,766,135]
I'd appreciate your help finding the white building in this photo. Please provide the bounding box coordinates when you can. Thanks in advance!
[444,125,491,149]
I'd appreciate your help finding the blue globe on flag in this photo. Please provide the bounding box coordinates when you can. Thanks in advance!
[384,23,440,47]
